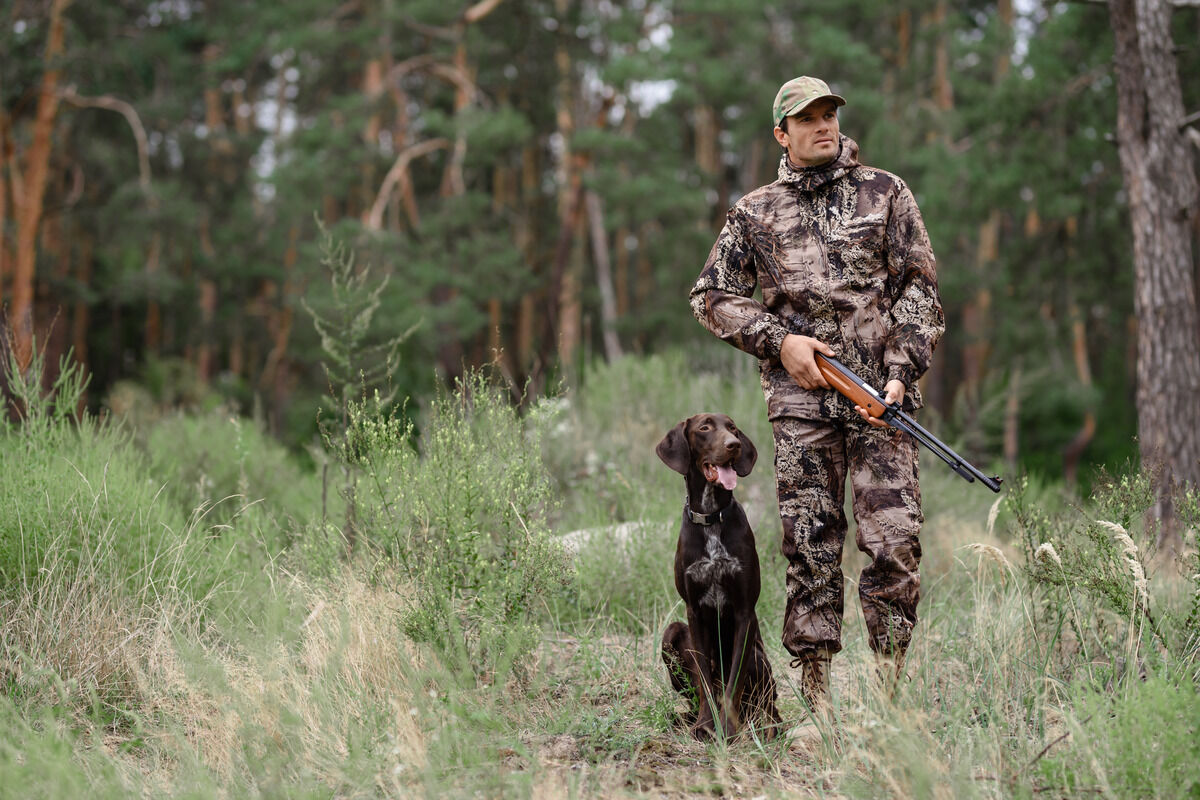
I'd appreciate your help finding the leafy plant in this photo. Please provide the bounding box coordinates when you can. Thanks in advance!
[1011,471,1181,670]
[303,222,419,548]
[1,339,89,436]
[345,374,573,676]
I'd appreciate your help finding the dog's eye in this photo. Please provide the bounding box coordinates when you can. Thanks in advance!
[698,425,711,432]
[729,426,738,434]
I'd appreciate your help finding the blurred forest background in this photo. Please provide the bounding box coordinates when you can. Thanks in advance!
[2,0,1199,485]
[3,3,1200,794]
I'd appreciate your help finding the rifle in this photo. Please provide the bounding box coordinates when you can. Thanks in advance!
[815,353,1003,493]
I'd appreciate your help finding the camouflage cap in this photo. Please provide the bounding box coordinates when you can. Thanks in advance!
[772,76,846,128]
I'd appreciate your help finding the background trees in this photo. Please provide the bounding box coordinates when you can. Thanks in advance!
[2,0,1198,487]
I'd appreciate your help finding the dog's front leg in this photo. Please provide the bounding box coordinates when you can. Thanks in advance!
[719,613,759,735]
[685,609,722,738]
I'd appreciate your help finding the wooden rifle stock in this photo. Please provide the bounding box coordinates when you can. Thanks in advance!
[814,353,1003,492]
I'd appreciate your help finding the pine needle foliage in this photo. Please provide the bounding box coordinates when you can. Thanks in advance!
[302,223,418,547]
[1,339,89,436]
[301,221,417,422]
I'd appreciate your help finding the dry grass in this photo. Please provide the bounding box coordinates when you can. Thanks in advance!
[5,489,1197,797]
[3,556,430,797]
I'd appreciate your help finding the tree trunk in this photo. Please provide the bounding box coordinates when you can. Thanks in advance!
[11,0,70,373]
[1109,0,1200,552]
[586,189,622,361]
[261,224,299,435]
[552,0,582,371]
[932,1,954,112]
[1003,364,1021,471]
[71,232,92,381]
[196,44,227,385]
[1063,300,1096,488]
[0,111,9,309]
[362,57,384,219]
[197,223,218,383]
[515,144,539,374]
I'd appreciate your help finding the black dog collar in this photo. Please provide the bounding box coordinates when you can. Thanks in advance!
[685,499,734,527]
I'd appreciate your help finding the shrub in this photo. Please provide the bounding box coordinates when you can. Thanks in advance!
[344,375,573,675]
[1038,671,1200,798]
[141,408,325,536]
[0,343,193,589]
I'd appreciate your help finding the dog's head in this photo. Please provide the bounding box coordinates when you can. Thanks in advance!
[656,413,757,490]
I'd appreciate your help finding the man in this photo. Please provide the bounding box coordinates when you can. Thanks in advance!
[689,76,944,712]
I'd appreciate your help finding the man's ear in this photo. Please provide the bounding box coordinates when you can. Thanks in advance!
[734,428,757,477]
[656,420,691,475]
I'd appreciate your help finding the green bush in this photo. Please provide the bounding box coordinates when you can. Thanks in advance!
[1039,672,1200,797]
[344,376,573,674]
[1009,469,1200,662]
[141,409,325,536]
[0,347,278,608]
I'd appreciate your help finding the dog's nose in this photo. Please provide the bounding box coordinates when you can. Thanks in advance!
[724,437,739,452]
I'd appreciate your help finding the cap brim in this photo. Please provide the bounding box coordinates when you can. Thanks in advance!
[776,94,847,125]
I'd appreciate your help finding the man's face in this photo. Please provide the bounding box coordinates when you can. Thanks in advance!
[773,98,840,167]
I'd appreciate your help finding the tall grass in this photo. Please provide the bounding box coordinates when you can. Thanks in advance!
[2,346,1198,798]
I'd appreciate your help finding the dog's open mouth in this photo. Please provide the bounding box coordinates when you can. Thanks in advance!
[703,462,738,490]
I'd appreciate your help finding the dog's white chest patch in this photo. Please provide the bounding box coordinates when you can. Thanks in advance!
[685,531,743,609]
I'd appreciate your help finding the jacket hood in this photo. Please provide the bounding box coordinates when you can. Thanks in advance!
[776,134,860,192]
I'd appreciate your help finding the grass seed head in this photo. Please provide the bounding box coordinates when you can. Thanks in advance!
[1097,520,1148,606]
[1035,541,1063,569]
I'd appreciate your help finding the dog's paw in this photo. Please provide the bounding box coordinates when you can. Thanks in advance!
[689,714,717,741]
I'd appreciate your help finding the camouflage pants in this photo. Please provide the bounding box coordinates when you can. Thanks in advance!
[773,417,923,660]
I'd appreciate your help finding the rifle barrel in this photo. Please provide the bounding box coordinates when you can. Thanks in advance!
[815,353,1003,493]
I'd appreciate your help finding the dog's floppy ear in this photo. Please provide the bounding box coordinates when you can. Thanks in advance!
[733,428,757,477]
[656,420,691,475]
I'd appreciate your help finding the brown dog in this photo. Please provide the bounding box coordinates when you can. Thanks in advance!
[657,413,781,739]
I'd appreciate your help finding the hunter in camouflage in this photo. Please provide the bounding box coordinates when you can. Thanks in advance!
[689,76,944,711]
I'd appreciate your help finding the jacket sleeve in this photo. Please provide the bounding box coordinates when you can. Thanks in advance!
[882,181,945,387]
[689,208,791,360]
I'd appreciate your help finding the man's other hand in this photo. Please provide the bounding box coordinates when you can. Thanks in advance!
[856,380,905,428]
[780,334,835,390]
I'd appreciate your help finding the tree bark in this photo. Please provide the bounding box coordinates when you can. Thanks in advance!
[552,0,583,371]
[1108,0,1200,551]
[1003,364,1021,471]
[932,1,954,112]
[261,224,300,435]
[11,0,71,372]
[366,138,449,231]
[1063,300,1096,488]
[515,144,539,374]
[586,189,622,361]
[0,111,9,309]
[71,231,92,382]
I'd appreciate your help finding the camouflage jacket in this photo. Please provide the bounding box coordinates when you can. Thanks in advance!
[690,135,944,423]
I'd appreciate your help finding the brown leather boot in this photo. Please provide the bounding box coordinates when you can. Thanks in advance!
[791,652,832,714]
[874,650,906,699]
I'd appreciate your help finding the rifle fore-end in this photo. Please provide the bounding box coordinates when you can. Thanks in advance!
[815,356,889,418]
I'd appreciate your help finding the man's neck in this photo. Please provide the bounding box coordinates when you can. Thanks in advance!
[787,153,834,170]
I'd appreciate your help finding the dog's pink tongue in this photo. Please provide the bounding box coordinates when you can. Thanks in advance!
[716,465,737,490]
